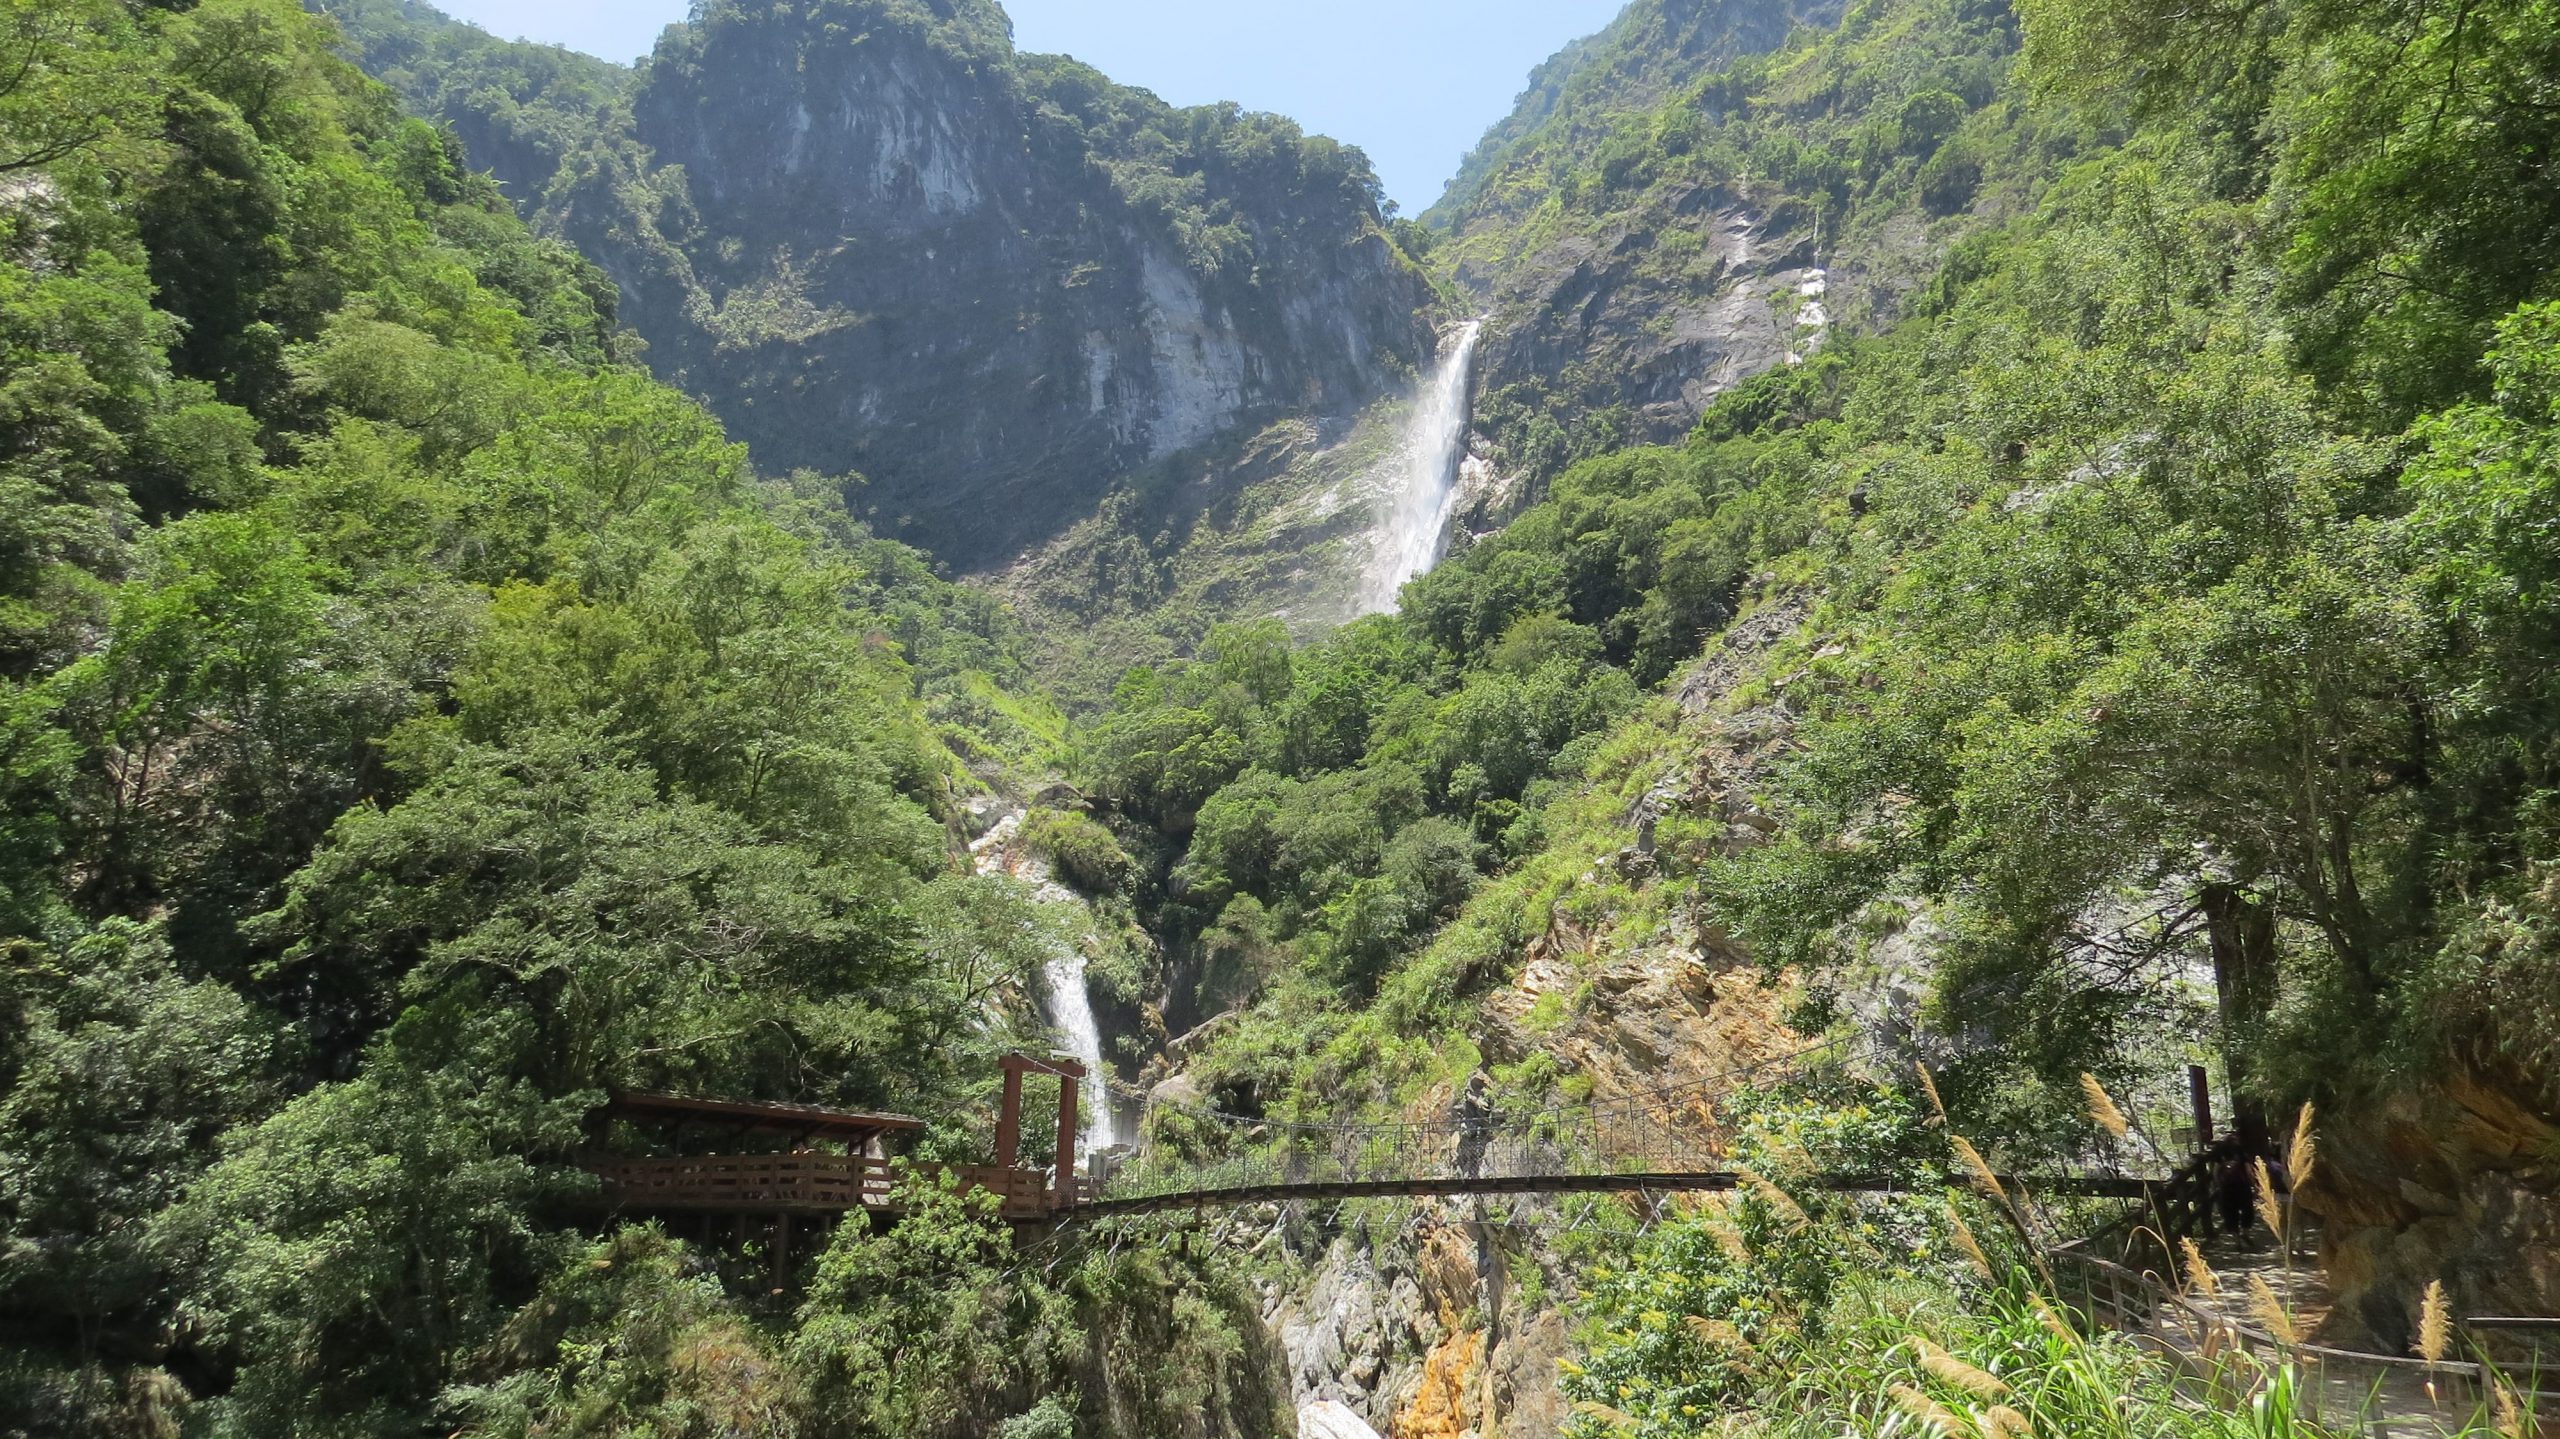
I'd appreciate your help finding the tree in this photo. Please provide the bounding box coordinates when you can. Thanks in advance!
[0,0,161,177]
[0,922,281,1385]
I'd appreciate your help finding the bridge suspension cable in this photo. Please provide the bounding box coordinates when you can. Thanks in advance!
[1080,1036,1862,1213]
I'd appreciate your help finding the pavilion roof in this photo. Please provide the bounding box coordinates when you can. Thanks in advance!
[601,1091,927,1139]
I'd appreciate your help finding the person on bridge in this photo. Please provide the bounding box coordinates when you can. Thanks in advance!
[1455,1071,1493,1180]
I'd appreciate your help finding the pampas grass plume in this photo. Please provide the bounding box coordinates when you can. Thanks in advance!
[1916,1062,1949,1126]
[1946,1202,1995,1280]
[2029,1294,2078,1346]
[1984,1404,2034,1439]
[1737,1167,1809,1232]
[1950,1134,2010,1207]
[1573,1399,1637,1430]
[2493,1380,2526,1439]
[2253,1157,2285,1241]
[2289,1101,2318,1187]
[2415,1279,2453,1365]
[2181,1237,2220,1297]
[1889,1382,1966,1439]
[1913,1337,2010,1400]
[1685,1314,1749,1353]
[2247,1272,2298,1346]
[2079,1073,2130,1139]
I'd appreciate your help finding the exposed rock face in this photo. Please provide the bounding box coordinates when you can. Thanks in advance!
[2299,1074,2560,1357]
[332,0,1438,570]
[1263,1210,1579,1439]
[1465,187,1826,453]
[1425,0,1853,481]
[550,2,1435,567]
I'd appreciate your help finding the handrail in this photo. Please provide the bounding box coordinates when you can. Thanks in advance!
[2057,1248,2560,1402]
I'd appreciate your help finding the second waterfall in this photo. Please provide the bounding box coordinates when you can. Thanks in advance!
[1042,948,1118,1153]
[1360,320,1484,612]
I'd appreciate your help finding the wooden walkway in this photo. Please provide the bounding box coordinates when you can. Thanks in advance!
[2062,1244,2560,1436]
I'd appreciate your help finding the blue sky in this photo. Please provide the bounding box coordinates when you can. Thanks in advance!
[426,0,1629,212]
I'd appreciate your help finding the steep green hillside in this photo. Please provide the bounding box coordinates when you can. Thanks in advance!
[1425,0,1846,228]
[0,5,1181,1432]
[1061,0,2560,1418]
[313,0,632,206]
[1434,0,2095,487]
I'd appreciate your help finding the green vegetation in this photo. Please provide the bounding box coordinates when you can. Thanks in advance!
[0,4,1132,1432]
[1090,0,2560,1140]
[9,0,2560,1432]
[1064,0,2560,1415]
[311,0,632,206]
[1437,0,2103,482]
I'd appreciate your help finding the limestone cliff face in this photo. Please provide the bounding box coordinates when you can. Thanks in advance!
[1462,186,1829,458]
[547,0,1436,568]
[326,0,1438,571]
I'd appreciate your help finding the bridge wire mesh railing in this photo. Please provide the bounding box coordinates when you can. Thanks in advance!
[1082,1037,1854,1206]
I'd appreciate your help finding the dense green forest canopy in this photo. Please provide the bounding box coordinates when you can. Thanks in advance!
[5,0,2560,1435]
[0,2,1159,1431]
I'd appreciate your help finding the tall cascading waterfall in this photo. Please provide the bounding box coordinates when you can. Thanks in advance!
[1359,320,1484,612]
[1042,949,1118,1152]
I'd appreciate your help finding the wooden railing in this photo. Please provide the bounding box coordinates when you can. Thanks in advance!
[2055,1247,2560,1415]
[584,1154,1057,1220]
[2147,1136,2246,1242]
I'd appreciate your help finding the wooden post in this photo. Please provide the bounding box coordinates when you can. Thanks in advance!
[773,1211,792,1293]
[2187,1064,2216,1150]
[1054,1061,1082,1210]
[995,1064,1025,1171]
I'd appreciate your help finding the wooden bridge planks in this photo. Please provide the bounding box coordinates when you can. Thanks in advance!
[583,1153,1053,1221]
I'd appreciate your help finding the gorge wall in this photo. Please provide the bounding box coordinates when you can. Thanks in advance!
[324,0,1440,569]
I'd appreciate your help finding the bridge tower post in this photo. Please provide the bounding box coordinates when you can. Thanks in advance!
[995,1063,1025,1170]
[1054,1058,1084,1210]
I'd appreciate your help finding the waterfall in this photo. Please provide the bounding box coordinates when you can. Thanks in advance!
[1042,948,1118,1152]
[1359,320,1484,613]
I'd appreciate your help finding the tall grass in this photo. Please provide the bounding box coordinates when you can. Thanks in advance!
[1561,1084,2540,1439]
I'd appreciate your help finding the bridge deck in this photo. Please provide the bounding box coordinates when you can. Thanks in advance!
[584,1153,1056,1221]
[1067,1171,2153,1218]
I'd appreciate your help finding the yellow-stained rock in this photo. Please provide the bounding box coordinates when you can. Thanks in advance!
[1395,1326,1483,1439]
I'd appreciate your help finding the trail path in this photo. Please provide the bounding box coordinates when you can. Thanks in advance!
[2104,1234,2513,1438]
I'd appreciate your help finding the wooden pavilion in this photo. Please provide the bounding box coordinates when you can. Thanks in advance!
[576,1053,1093,1282]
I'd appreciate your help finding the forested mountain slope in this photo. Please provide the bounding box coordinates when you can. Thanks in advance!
[1055,0,2560,1424]
[8,0,2560,1436]
[0,5,1210,1431]
[314,0,1441,570]
[315,0,632,204]
[1425,0,1845,228]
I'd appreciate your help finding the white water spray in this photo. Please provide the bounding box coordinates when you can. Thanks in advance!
[1360,320,1484,612]
[972,808,1119,1153]
[1041,949,1117,1152]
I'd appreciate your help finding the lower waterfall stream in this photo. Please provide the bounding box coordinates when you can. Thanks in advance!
[1042,946,1118,1153]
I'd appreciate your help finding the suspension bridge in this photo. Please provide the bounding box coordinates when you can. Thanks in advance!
[577,1038,2149,1251]
[1071,1038,2147,1216]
